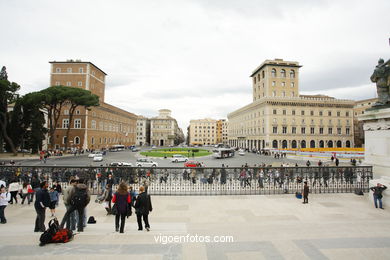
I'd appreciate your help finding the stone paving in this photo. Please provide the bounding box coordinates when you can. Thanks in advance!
[0,193,390,259]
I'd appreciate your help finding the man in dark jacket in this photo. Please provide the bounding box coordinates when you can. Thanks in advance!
[302,181,309,204]
[135,186,152,231]
[60,179,91,232]
[370,183,387,209]
[34,181,51,232]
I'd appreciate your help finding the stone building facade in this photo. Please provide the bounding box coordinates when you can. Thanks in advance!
[189,118,217,146]
[49,60,137,150]
[353,98,378,147]
[150,109,184,146]
[228,59,355,150]
[136,116,151,146]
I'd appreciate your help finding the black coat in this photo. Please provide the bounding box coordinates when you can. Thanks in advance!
[34,188,51,209]
[135,192,152,215]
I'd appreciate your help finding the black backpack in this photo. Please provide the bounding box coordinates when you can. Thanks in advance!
[70,187,88,208]
[39,218,60,246]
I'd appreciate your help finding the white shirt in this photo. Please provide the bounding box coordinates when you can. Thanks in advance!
[0,192,11,206]
[0,180,6,189]
[8,182,20,192]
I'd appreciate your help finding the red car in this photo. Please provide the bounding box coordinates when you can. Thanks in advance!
[184,161,201,167]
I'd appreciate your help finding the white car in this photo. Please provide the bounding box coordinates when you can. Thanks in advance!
[110,162,133,167]
[171,154,189,163]
[238,149,245,156]
[151,145,157,149]
[88,151,102,158]
[136,158,158,167]
[93,154,104,162]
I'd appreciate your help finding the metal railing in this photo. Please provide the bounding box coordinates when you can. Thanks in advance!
[0,166,373,196]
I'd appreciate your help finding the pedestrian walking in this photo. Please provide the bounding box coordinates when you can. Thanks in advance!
[370,183,387,209]
[0,185,11,224]
[34,181,51,232]
[49,186,59,217]
[335,158,339,167]
[8,180,20,204]
[60,179,91,232]
[302,181,309,204]
[135,186,152,231]
[112,182,131,233]
[21,182,33,205]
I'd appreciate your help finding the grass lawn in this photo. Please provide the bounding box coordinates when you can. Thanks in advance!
[140,148,212,158]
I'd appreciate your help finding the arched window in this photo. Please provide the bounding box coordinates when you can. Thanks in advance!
[282,140,287,148]
[319,140,324,148]
[336,140,342,148]
[281,69,286,77]
[62,136,67,144]
[292,140,297,148]
[271,68,277,77]
[310,140,315,148]
[272,140,278,148]
[74,136,80,145]
[328,140,333,148]
[290,70,295,78]
[346,140,351,148]
[301,140,306,148]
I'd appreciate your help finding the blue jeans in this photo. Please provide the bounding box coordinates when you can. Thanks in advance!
[64,205,77,230]
[374,195,383,208]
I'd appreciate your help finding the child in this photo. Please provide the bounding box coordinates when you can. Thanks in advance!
[0,185,11,224]
[49,186,59,217]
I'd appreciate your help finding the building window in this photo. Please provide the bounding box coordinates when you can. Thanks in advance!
[281,69,286,77]
[74,119,81,129]
[273,109,277,115]
[282,127,287,134]
[56,68,61,73]
[291,82,295,88]
[254,77,256,84]
[78,81,82,87]
[346,111,350,117]
[64,110,69,115]
[337,111,340,117]
[310,111,314,116]
[290,70,295,78]
[66,81,71,86]
[311,127,315,134]
[301,110,305,116]
[91,120,96,129]
[346,128,350,135]
[337,128,342,134]
[272,81,276,86]
[272,91,276,97]
[319,111,323,116]
[292,110,296,115]
[55,81,60,86]
[282,91,286,97]
[262,70,265,78]
[301,127,306,134]
[319,127,324,134]
[62,119,69,128]
[74,136,80,145]
[328,111,332,116]
[76,110,80,115]
[281,82,286,87]
[79,68,83,73]
[328,128,333,134]
[271,69,276,77]
[62,136,67,144]
[91,137,95,144]
[67,68,72,73]
[283,110,286,115]
[273,127,278,134]
[292,127,296,134]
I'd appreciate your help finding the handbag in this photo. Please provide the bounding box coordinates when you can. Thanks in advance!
[111,203,118,215]
[126,203,132,217]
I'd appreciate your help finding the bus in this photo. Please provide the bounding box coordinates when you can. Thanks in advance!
[213,148,235,159]
[109,145,125,152]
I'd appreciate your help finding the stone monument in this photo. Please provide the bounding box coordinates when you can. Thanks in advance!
[359,57,390,207]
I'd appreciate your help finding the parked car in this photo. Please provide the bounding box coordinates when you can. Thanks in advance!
[136,158,158,167]
[93,154,104,162]
[88,151,102,158]
[171,154,189,163]
[110,162,133,167]
[131,148,140,152]
[184,161,201,167]
[151,145,157,149]
[238,149,245,156]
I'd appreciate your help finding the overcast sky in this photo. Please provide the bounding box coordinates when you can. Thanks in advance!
[1,0,389,130]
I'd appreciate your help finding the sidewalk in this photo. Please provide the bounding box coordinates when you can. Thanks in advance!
[0,193,389,259]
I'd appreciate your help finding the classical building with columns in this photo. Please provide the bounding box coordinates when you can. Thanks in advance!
[150,109,184,146]
[227,59,355,150]
[49,60,137,150]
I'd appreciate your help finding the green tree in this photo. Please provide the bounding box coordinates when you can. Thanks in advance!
[63,87,99,150]
[0,66,20,155]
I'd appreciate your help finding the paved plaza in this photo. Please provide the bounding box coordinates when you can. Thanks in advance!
[0,193,390,259]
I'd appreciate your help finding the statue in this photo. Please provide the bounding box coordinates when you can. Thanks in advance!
[370,58,390,107]
[0,66,7,80]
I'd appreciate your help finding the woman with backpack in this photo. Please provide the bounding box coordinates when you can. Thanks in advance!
[112,182,131,233]
[0,185,11,224]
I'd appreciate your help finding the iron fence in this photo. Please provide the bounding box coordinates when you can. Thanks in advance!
[0,165,373,196]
